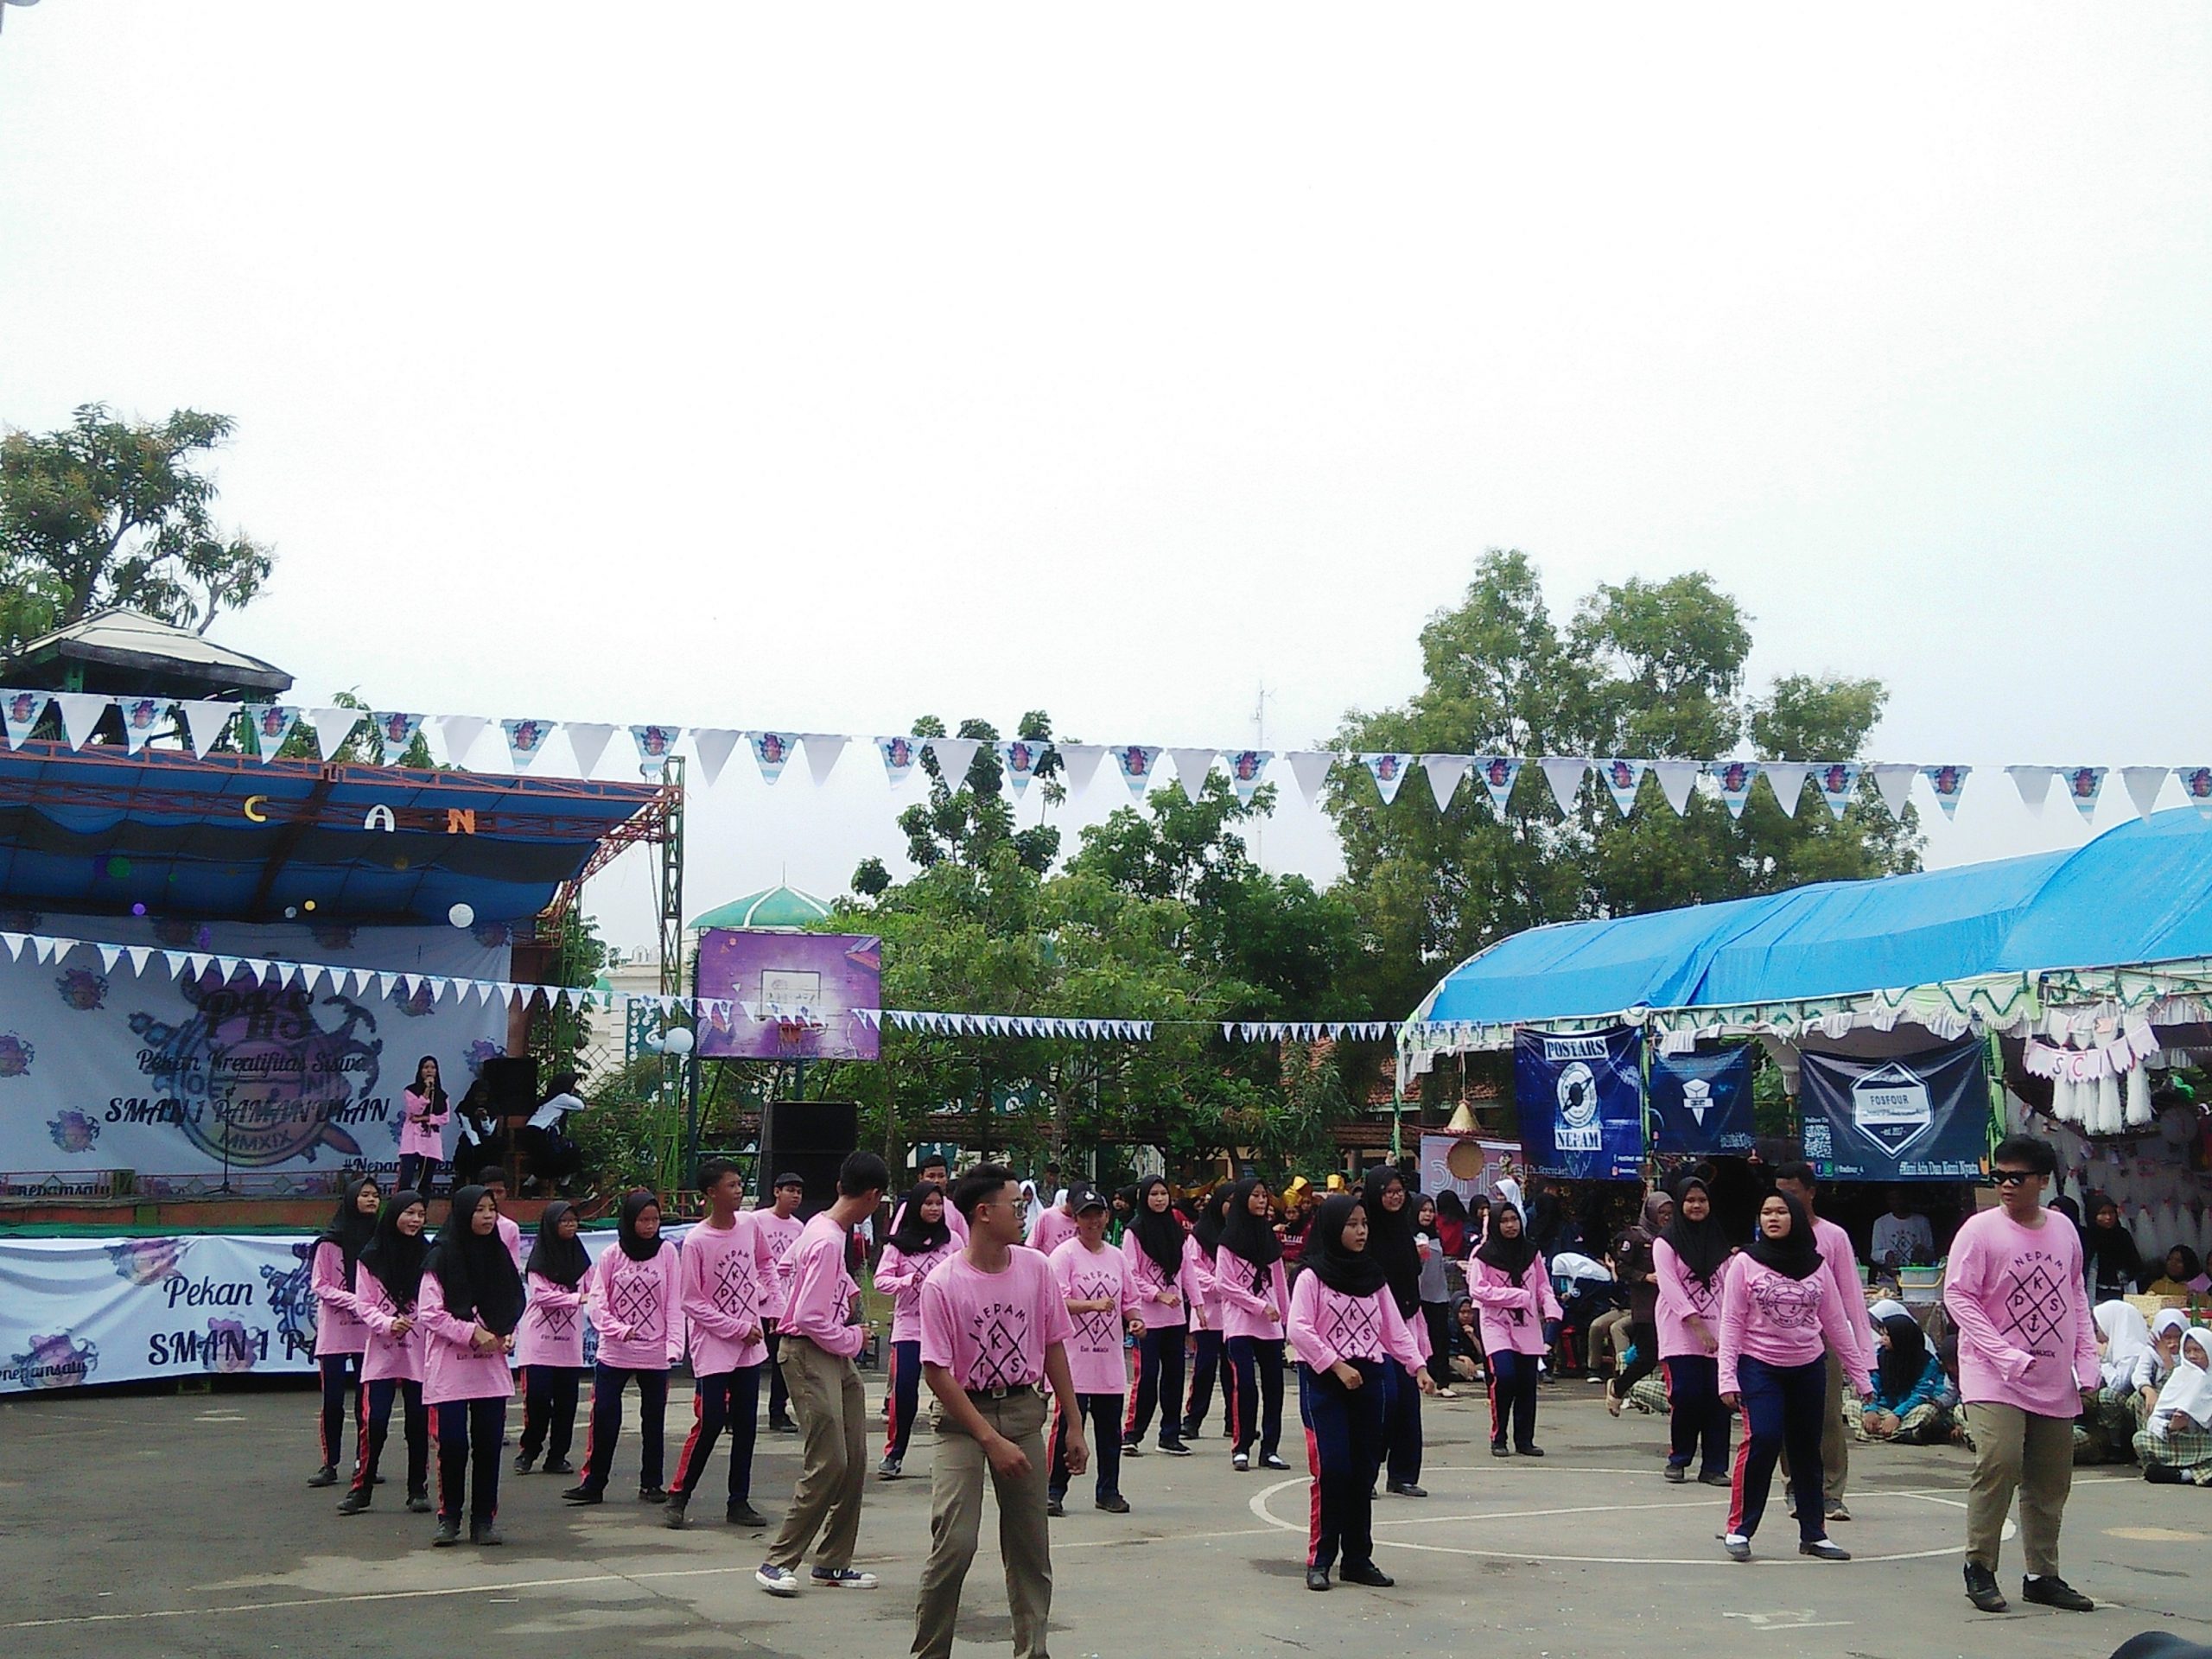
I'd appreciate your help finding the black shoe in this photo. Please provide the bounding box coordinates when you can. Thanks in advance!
[1799,1538,1850,1561]
[769,1419,797,1434]
[1964,1562,2008,1612]
[307,1465,339,1488]
[2022,1576,2094,1612]
[513,1452,537,1475]
[1096,1494,1130,1514]
[1515,1445,1545,1457]
[1388,1481,1427,1498]
[1046,1496,1065,1517]
[542,1459,574,1476]
[663,1499,689,1530]
[1698,1471,1731,1487]
[406,1491,431,1514]
[1159,1440,1192,1457]
[335,1489,371,1516]
[562,1484,603,1504]
[2145,1464,2185,1484]
[1260,1452,1290,1471]
[471,1522,504,1547]
[639,1485,670,1503]
[1491,1443,1511,1458]
[1662,1465,1687,1484]
[1121,1440,1144,1458]
[1339,1562,1395,1588]
[1306,1567,1332,1592]
[1179,1421,1200,1442]
[432,1518,461,1548]
[727,1503,769,1528]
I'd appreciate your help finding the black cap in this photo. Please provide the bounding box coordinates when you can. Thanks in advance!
[1069,1183,1109,1213]
[773,1172,805,1190]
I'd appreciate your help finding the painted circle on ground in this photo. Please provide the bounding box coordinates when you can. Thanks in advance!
[1247,1468,2010,1567]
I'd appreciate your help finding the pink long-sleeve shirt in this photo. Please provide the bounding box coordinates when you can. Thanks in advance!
[750,1209,805,1322]
[1191,1242,1224,1332]
[1652,1237,1728,1360]
[1468,1255,1561,1356]
[1942,1207,2101,1418]
[1211,1247,1290,1341]
[356,1272,426,1384]
[890,1194,969,1246]
[420,1290,517,1406]
[586,1244,683,1370]
[496,1214,524,1272]
[1808,1214,1874,1376]
[1122,1229,1201,1330]
[875,1238,957,1344]
[310,1241,369,1357]
[1287,1271,1425,1375]
[779,1211,864,1360]
[514,1270,587,1369]
[1717,1255,1865,1397]
[1050,1236,1141,1395]
[397,1088,448,1160]
[679,1216,768,1375]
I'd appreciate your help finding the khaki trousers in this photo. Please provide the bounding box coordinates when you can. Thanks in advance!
[912,1389,1052,1659]
[765,1335,868,1573]
[1966,1401,2075,1577]
[1777,1350,1849,1503]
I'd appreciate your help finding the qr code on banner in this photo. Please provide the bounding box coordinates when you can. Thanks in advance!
[1802,1120,1834,1159]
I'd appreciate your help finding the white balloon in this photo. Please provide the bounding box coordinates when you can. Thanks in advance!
[662,1027,695,1057]
[448,903,475,929]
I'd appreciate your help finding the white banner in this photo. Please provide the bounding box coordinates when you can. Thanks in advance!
[0,918,510,1185]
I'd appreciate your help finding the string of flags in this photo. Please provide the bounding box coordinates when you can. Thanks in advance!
[8,687,2209,824]
[0,928,1387,1046]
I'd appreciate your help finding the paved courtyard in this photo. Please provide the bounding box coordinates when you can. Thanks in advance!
[3,1376,2208,1658]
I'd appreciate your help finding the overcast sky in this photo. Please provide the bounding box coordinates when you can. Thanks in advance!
[4,5,2209,962]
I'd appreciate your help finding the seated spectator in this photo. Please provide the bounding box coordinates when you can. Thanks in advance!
[2135,1326,2212,1484]
[1860,1312,1954,1445]
[1446,1294,1485,1384]
[2145,1246,2212,1300]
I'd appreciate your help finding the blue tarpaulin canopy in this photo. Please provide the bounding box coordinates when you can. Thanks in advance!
[1408,807,2212,1038]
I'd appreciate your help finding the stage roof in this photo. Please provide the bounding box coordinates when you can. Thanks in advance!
[1410,807,2212,1031]
[2,608,293,698]
[0,741,666,926]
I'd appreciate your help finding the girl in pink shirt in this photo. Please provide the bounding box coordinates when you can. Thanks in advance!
[397,1056,450,1198]
[1216,1177,1293,1471]
[1652,1173,1734,1484]
[567,1191,683,1504]
[1181,1187,1232,1441]
[875,1185,957,1479]
[1287,1194,1433,1592]
[515,1198,590,1476]
[1049,1193,1142,1512]
[1122,1176,1200,1456]
[1715,1192,1860,1562]
[421,1184,526,1546]
[307,1175,378,1487]
[340,1189,431,1515]
[1468,1198,1560,1457]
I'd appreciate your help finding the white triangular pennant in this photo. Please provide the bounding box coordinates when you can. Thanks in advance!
[0,689,50,748]
[117,696,172,754]
[125,944,151,975]
[2056,766,2106,821]
[2121,766,2168,822]
[997,737,1047,797]
[1167,748,1217,804]
[1360,753,1411,805]
[1111,744,1163,796]
[1760,761,1809,818]
[1538,757,1587,817]
[1057,743,1106,794]
[162,949,188,976]
[437,715,489,767]
[801,733,848,785]
[1868,763,1916,819]
[612,722,668,779]
[500,717,555,770]
[1421,754,1471,813]
[1595,758,1647,817]
[53,693,111,751]
[877,735,923,786]
[1471,755,1522,816]
[308,706,362,761]
[369,711,426,766]
[242,702,302,759]
[1920,764,1970,820]
[928,737,982,786]
[33,935,60,964]
[176,699,236,758]
[748,731,800,784]
[98,944,121,971]
[1285,751,1335,805]
[1647,760,1699,816]
[2007,765,2056,816]
[691,728,743,785]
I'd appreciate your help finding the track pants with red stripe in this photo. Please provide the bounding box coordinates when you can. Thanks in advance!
[1049,1390,1124,1504]
[1726,1353,1826,1543]
[352,1376,427,1497]
[671,1363,762,1508]
[433,1396,505,1529]
[1225,1335,1284,1459]
[1183,1329,1224,1435]
[316,1353,362,1469]
[885,1339,923,1462]
[1298,1359,1384,1574]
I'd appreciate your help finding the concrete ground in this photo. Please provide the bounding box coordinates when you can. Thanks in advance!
[3,1374,2208,1659]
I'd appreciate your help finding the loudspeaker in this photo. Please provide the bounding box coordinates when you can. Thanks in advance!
[759,1100,857,1216]
[480,1056,540,1123]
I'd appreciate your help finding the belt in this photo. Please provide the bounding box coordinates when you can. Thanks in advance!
[965,1382,1035,1400]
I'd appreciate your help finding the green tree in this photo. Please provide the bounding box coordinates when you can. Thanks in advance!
[852,711,1064,897]
[0,404,274,650]
[1331,550,1923,1018]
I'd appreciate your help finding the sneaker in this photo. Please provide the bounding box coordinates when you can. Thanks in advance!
[727,1503,768,1528]
[1046,1496,1065,1517]
[1799,1538,1850,1561]
[663,1499,689,1530]
[1121,1440,1144,1458]
[1159,1440,1192,1457]
[1260,1452,1290,1471]
[639,1485,670,1503]
[877,1458,904,1481]
[1823,1499,1851,1522]
[1722,1534,1751,1562]
[1306,1567,1332,1592]
[1178,1421,1199,1442]
[1491,1443,1511,1458]
[1387,1481,1427,1498]
[1586,1374,1608,1385]
[1698,1471,1731,1488]
[562,1485,603,1504]
[2021,1575,2094,1612]
[1434,1386,1459,1399]
[406,1491,432,1514]
[1514,1445,1545,1458]
[755,1564,801,1598]
[432,1518,461,1548]
[471,1522,505,1547]
[542,1459,575,1476]
[336,1489,372,1516]
[1232,1452,1250,1471]
[513,1452,537,1475]
[2145,1464,2185,1484]
[1338,1562,1394,1588]
[1096,1494,1130,1514]
[1963,1563,2007,1612]
[307,1465,339,1489]
[810,1568,878,1589]
[1662,1465,1687,1484]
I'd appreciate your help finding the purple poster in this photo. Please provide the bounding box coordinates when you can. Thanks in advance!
[696,931,881,1061]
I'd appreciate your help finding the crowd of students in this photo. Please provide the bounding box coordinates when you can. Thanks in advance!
[299,1132,2200,1654]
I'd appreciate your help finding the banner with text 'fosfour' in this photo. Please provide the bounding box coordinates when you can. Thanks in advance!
[0,918,510,1184]
[1514,1025,1645,1180]
[1796,1036,1992,1182]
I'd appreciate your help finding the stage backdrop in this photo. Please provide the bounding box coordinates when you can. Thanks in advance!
[696,930,881,1061]
[1649,1047,1757,1156]
[0,917,509,1188]
[1797,1036,1993,1182]
[1515,1026,1645,1180]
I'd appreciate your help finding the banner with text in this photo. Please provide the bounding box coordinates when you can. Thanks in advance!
[1797,1037,1992,1182]
[1649,1047,1757,1156]
[1514,1025,1645,1180]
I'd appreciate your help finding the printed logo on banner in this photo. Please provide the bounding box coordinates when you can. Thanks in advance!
[1713,760,1756,818]
[630,724,677,774]
[1476,756,1522,815]
[265,1245,320,1359]
[1554,1058,1602,1152]
[106,1237,188,1286]
[375,712,424,764]
[2,1028,41,1077]
[1681,1077,1713,1124]
[2180,767,2212,811]
[1815,762,1861,820]
[2,690,49,746]
[3,1332,99,1389]
[1226,749,1272,806]
[48,1109,99,1152]
[56,968,107,1009]
[1850,1061,1935,1155]
[878,735,919,785]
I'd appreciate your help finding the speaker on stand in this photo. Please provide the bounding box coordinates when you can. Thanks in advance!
[480,1056,539,1200]
[757,1099,857,1217]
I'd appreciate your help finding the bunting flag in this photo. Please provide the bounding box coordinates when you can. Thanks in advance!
[2059,766,2106,821]
[1649,760,1700,816]
[999,736,1046,797]
[691,728,743,786]
[372,711,426,766]
[1760,761,1809,818]
[54,692,111,751]
[2121,766,2168,822]
[624,724,676,778]
[1473,754,1522,816]
[309,707,363,761]
[1224,748,1273,806]
[1286,750,1335,804]
[238,702,299,760]
[2008,765,2055,817]
[1708,758,1757,819]
[1596,757,1646,817]
[1112,743,1163,796]
[1869,763,1916,819]
[2176,766,2212,817]
[1921,763,1970,820]
[1361,752,1410,805]
[0,689,49,748]
[1058,742,1106,793]
[748,730,799,784]
[877,734,923,786]
[436,714,488,766]
[1540,756,1588,817]
[118,696,171,754]
[1167,747,1217,804]
[928,736,982,785]
[802,733,847,786]
[1811,760,1861,821]
[1421,753,1469,812]
[500,717,553,770]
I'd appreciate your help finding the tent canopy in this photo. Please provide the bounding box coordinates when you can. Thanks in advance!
[1411,807,2212,1033]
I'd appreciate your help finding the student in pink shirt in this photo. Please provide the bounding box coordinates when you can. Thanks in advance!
[1026,1188,1079,1256]
[753,1173,808,1433]
[1180,1186,1234,1442]
[1288,1193,1433,1592]
[420,1184,525,1546]
[1121,1176,1198,1457]
[1945,1135,2101,1614]
[1216,1176,1293,1472]
[911,1163,1080,1659]
[667,1160,771,1530]
[565,1190,683,1504]
[1468,1197,1560,1457]
[307,1175,378,1487]
[1715,1190,1860,1563]
[888,1152,970,1245]
[1771,1161,1873,1523]
[476,1166,526,1270]
[397,1057,449,1198]
[1651,1173,1734,1485]
[1047,1185,1142,1515]
[514,1198,589,1477]
[876,1182,958,1481]
[338,1188,431,1516]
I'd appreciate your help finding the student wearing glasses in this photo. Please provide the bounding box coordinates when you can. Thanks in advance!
[1942,1136,2101,1616]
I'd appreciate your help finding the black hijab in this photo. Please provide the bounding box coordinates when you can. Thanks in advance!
[1217,1177,1283,1288]
[319,1176,380,1284]
[1130,1176,1186,1283]
[358,1189,428,1308]
[617,1189,664,1262]
[1194,1184,1236,1262]
[1660,1174,1732,1286]
[1876,1311,1929,1405]
[408,1056,448,1110]
[2084,1191,2142,1278]
[1744,1190,1824,1280]
[429,1184,525,1335]
[524,1198,589,1288]
[1303,1193,1389,1299]
[1474,1197,1538,1278]
[1361,1167,1422,1315]
[887,1184,951,1256]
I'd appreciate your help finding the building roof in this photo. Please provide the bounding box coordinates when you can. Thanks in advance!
[2,608,293,697]
[692,884,831,932]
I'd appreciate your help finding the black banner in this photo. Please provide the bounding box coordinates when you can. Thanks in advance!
[1797,1037,1991,1182]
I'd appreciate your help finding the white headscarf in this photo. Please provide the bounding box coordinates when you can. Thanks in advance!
[2095,1300,2154,1390]
[1867,1297,1910,1326]
[2149,1327,2212,1439]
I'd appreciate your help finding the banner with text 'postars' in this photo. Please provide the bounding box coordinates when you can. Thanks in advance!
[1514,1026,1644,1180]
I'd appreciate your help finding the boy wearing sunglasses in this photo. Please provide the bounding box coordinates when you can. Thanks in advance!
[1942,1135,2101,1616]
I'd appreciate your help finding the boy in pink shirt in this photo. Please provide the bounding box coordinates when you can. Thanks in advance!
[752,1173,808,1433]
[912,1163,1080,1659]
[1944,1135,2100,1615]
[1046,1186,1142,1516]
[667,1160,771,1531]
[1026,1188,1079,1255]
